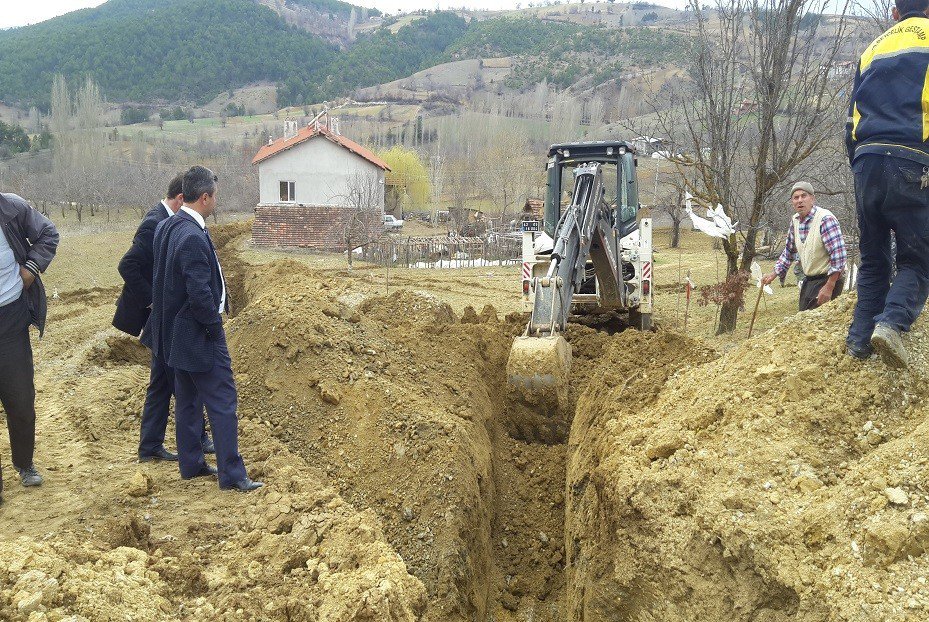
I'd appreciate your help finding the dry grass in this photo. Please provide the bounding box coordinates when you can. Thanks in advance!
[42,212,831,352]
[42,209,250,295]
[652,227,809,346]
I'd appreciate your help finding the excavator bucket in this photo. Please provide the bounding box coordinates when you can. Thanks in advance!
[505,335,572,443]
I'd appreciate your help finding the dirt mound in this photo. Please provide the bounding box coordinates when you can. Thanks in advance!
[87,334,151,367]
[0,471,428,622]
[229,262,515,619]
[14,218,925,622]
[567,295,929,621]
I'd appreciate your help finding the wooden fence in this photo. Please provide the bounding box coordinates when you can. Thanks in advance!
[362,235,523,269]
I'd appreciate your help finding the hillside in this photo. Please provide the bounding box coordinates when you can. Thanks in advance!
[256,0,381,47]
[0,0,697,110]
[443,17,689,90]
[0,0,337,106]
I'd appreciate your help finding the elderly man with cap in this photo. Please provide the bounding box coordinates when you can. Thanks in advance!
[762,181,847,311]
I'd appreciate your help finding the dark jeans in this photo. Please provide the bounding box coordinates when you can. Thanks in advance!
[174,332,246,487]
[138,351,210,456]
[0,294,36,471]
[848,154,929,348]
[799,274,844,312]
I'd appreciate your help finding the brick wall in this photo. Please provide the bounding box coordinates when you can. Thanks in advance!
[252,205,364,250]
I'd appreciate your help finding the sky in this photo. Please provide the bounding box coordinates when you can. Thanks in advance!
[0,0,695,30]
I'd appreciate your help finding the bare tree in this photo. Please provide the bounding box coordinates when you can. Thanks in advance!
[340,170,385,267]
[480,129,537,228]
[648,0,851,333]
[853,0,893,36]
[660,187,687,249]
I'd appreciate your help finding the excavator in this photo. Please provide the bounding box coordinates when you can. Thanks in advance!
[506,140,653,441]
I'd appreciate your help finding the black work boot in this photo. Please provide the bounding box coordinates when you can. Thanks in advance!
[846,341,873,360]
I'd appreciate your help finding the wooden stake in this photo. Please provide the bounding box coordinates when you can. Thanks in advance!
[683,269,692,332]
[747,284,764,338]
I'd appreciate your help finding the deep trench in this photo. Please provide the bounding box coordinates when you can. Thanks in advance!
[214,229,628,621]
[219,229,818,622]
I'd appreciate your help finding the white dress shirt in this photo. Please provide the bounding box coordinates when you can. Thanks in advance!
[161,200,173,218]
[180,205,226,314]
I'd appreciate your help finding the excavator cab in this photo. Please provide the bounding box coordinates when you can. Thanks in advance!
[544,141,640,240]
[506,141,653,440]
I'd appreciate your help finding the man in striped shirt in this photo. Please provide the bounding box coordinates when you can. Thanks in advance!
[763,182,847,312]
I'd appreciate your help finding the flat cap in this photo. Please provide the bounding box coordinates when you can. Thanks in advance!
[791,181,814,195]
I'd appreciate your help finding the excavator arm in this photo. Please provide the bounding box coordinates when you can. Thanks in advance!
[507,163,623,433]
[527,163,622,336]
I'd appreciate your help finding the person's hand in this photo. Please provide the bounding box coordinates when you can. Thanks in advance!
[19,266,35,290]
[816,284,833,308]
[761,272,777,286]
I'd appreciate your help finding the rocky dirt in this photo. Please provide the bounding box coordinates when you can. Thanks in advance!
[567,296,929,622]
[2,221,928,621]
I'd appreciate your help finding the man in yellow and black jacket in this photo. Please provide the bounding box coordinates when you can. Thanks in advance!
[845,0,929,369]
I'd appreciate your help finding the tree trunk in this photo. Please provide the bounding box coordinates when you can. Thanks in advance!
[717,298,739,335]
[669,216,681,248]
[716,241,740,334]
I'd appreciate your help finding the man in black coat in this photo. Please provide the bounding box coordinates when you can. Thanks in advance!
[114,174,212,461]
[0,192,59,501]
[143,166,261,492]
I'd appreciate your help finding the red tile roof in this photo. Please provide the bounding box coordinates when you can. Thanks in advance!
[252,124,390,170]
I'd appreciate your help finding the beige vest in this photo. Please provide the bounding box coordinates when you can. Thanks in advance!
[793,206,833,277]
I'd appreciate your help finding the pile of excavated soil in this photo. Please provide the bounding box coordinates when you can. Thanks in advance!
[0,225,427,622]
[228,258,530,620]
[567,294,929,621]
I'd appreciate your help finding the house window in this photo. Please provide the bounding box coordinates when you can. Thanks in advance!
[280,181,295,203]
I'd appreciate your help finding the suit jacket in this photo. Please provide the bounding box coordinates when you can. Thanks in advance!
[0,193,59,337]
[113,202,171,336]
[143,210,227,373]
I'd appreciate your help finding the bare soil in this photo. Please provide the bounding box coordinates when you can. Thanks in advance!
[2,221,928,622]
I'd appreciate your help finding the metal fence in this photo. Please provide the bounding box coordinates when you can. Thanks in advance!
[362,235,523,269]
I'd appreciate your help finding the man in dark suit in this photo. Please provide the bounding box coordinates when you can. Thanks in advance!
[114,174,213,461]
[144,165,262,492]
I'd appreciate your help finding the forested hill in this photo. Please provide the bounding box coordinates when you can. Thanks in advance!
[0,0,336,105]
[0,0,467,107]
[0,0,687,109]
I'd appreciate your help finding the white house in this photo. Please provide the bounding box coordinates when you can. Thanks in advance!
[251,119,391,249]
[253,121,389,208]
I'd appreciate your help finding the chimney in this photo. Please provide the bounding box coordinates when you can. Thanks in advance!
[284,119,298,140]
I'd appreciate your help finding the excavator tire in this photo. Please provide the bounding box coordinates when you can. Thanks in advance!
[504,335,572,443]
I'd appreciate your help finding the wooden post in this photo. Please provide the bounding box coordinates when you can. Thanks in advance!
[684,269,692,332]
[747,283,764,338]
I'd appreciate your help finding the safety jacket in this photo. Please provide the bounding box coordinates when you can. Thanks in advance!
[846,12,929,166]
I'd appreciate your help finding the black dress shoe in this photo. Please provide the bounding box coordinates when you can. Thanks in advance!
[139,447,178,462]
[201,436,215,454]
[220,477,264,492]
[182,464,218,479]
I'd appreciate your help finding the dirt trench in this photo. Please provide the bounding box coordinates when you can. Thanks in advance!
[225,258,561,620]
[218,227,929,622]
[220,237,715,621]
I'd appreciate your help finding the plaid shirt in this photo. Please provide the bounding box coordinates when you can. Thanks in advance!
[774,206,847,277]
